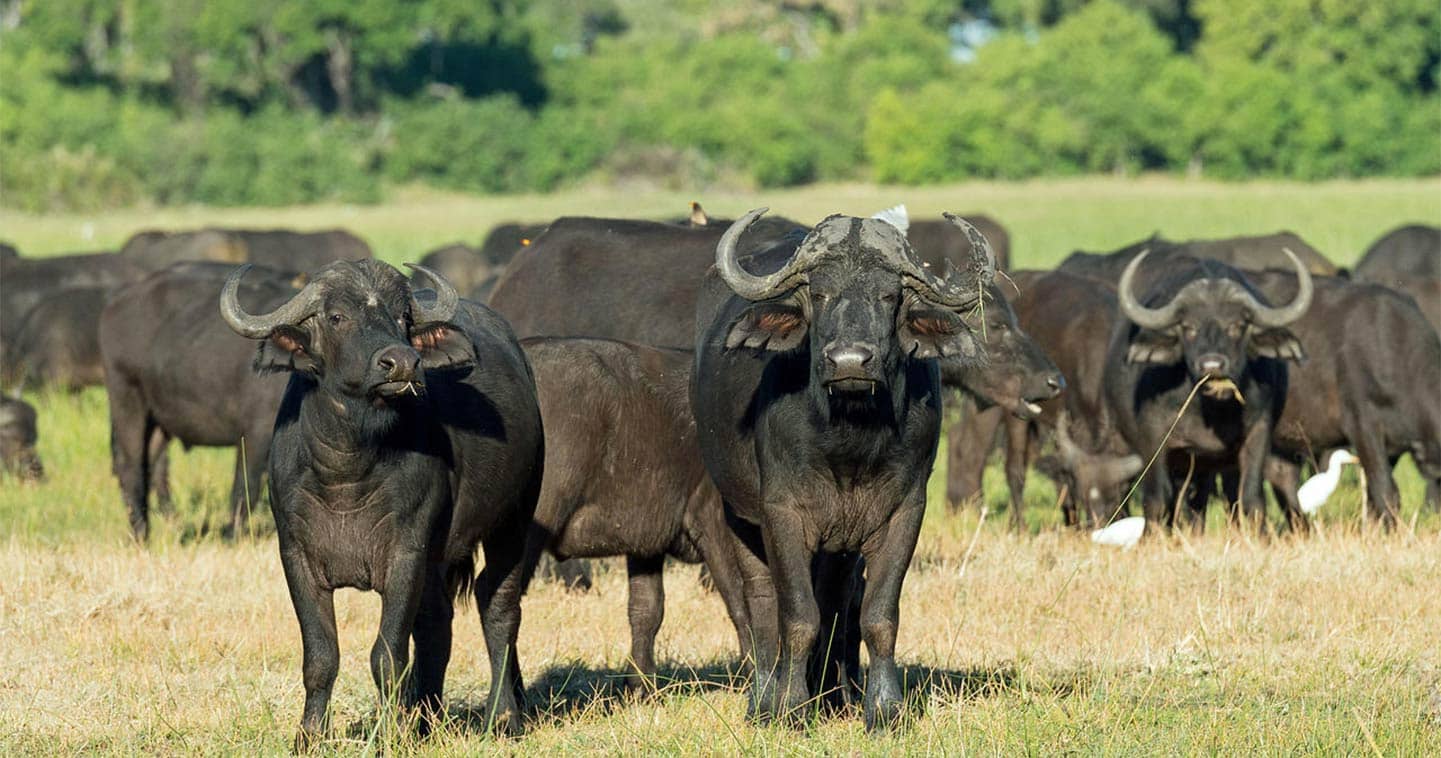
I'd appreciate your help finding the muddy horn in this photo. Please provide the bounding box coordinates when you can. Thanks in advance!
[219,264,326,338]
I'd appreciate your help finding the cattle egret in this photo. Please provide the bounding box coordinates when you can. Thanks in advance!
[871,204,909,234]
[1091,516,1145,548]
[1298,449,1360,515]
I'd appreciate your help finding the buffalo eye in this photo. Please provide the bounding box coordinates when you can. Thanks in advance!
[1226,322,1245,338]
[328,313,345,325]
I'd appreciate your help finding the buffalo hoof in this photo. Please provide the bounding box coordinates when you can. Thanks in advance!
[862,675,904,732]
[485,703,523,737]
[292,727,325,753]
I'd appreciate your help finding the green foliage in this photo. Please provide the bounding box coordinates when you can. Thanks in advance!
[1,0,1436,210]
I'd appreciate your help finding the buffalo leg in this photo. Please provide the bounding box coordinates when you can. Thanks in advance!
[1003,415,1032,532]
[1266,457,1309,534]
[725,508,781,721]
[758,504,820,722]
[689,496,753,667]
[281,552,340,750]
[808,551,861,713]
[148,428,174,516]
[946,397,1000,508]
[858,493,927,731]
[1139,460,1175,533]
[411,564,454,731]
[107,380,153,541]
[625,554,665,693]
[1350,427,1400,529]
[372,551,425,724]
[226,431,269,539]
[474,524,529,734]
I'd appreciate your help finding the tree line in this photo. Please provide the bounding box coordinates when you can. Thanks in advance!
[2,0,1436,211]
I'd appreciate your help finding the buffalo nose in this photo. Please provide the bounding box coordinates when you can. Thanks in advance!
[1046,372,1066,397]
[376,345,421,380]
[825,345,875,377]
[1199,354,1228,375]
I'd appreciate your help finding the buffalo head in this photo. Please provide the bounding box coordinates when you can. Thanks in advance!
[1119,249,1311,382]
[947,283,1065,419]
[715,208,995,396]
[220,260,473,405]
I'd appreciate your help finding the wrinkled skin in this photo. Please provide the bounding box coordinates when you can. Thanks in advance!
[0,396,44,481]
[693,213,990,730]
[225,260,544,747]
[1246,271,1441,525]
[522,338,750,690]
[100,262,296,540]
[1104,259,1307,533]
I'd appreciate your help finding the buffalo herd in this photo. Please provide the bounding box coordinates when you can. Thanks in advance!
[1,211,1438,741]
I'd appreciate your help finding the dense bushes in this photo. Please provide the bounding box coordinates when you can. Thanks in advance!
[1,0,1436,211]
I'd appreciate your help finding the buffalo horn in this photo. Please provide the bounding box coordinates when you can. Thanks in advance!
[1117,249,1181,330]
[219,264,326,338]
[404,264,459,323]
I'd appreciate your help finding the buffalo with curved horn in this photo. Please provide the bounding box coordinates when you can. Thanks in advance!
[692,208,995,730]
[1103,249,1313,533]
[220,259,544,746]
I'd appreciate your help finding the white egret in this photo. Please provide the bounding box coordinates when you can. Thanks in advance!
[1091,516,1146,549]
[1298,449,1360,515]
[871,204,909,234]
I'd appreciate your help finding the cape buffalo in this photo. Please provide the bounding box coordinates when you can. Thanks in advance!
[522,337,748,688]
[692,209,994,729]
[416,243,504,302]
[120,228,372,273]
[0,396,43,481]
[478,222,549,266]
[1244,271,1441,525]
[220,261,544,745]
[1104,250,1313,532]
[0,251,142,371]
[3,287,109,390]
[1353,224,1440,333]
[949,271,1143,527]
[100,263,296,540]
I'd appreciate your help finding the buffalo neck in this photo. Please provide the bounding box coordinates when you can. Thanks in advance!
[295,383,413,482]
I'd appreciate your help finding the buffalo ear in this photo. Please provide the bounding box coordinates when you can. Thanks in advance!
[900,305,978,361]
[725,302,808,352]
[412,322,477,370]
[254,325,319,374]
[1126,328,1181,365]
[1249,327,1305,362]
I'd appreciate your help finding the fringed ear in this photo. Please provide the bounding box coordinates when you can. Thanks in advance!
[1126,328,1182,365]
[900,305,978,360]
[725,303,808,352]
[1249,327,1305,362]
[412,322,477,370]
[254,325,319,374]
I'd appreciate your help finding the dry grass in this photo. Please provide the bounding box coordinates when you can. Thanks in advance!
[2,178,1440,753]
[1,521,1438,754]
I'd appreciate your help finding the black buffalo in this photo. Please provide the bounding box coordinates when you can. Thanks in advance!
[0,251,142,371]
[1244,271,1441,524]
[949,271,1143,527]
[478,222,549,267]
[1353,224,1440,333]
[221,261,544,745]
[1060,231,1337,284]
[3,287,109,390]
[1104,250,1313,531]
[488,215,806,347]
[120,227,372,273]
[100,263,297,540]
[692,209,994,728]
[0,395,43,481]
[522,337,748,687]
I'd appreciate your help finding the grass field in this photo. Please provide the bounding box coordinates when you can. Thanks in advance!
[2,177,1440,753]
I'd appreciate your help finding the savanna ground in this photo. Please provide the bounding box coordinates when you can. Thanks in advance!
[2,177,1440,753]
